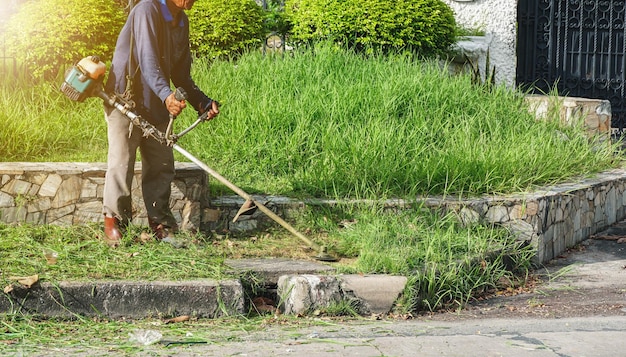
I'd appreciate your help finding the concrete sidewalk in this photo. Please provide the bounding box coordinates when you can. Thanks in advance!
[8,313,626,356]
[119,315,626,357]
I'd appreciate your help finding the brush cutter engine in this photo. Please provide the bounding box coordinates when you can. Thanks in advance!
[60,56,106,102]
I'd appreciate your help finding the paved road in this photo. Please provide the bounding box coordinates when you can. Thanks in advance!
[21,315,626,356]
[179,316,625,357]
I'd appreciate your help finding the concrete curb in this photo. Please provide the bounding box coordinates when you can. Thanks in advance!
[1,259,408,319]
[0,280,243,319]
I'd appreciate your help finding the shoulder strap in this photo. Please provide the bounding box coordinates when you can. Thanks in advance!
[122,0,141,105]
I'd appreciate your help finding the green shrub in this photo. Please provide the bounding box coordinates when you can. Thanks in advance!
[187,0,266,59]
[2,0,126,81]
[285,0,457,55]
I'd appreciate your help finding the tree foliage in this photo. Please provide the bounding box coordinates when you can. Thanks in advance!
[3,0,126,81]
[187,0,265,59]
[285,0,457,55]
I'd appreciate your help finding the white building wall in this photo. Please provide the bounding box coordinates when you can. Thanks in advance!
[442,0,518,87]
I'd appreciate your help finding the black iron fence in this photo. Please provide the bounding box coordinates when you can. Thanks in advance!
[0,41,17,79]
[517,0,626,133]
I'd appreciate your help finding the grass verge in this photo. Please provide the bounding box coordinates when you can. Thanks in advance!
[0,314,334,355]
[1,200,534,314]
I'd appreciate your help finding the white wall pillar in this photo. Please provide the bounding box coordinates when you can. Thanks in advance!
[443,0,518,87]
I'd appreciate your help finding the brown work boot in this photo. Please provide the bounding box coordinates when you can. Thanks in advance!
[149,220,185,248]
[150,223,176,240]
[104,216,123,247]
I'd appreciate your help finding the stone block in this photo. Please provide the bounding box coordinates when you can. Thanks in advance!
[47,205,75,223]
[0,206,26,223]
[525,95,611,137]
[80,179,98,198]
[594,207,606,224]
[524,200,539,216]
[501,220,536,242]
[458,207,480,225]
[486,205,509,223]
[555,206,564,222]
[74,201,103,224]
[2,179,32,196]
[27,197,51,213]
[230,219,258,233]
[181,200,201,231]
[38,174,62,197]
[573,228,584,244]
[25,211,45,224]
[606,187,617,225]
[203,208,222,223]
[543,225,554,244]
[0,191,14,208]
[573,212,581,231]
[534,237,546,265]
[278,275,342,315]
[552,229,565,257]
[51,176,81,208]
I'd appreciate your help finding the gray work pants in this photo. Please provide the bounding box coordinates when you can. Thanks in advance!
[102,106,177,228]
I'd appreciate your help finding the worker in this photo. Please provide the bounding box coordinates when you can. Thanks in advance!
[102,0,219,246]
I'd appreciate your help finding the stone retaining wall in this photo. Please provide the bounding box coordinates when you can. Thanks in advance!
[211,168,626,264]
[525,95,612,138]
[423,168,626,263]
[2,162,626,263]
[0,162,207,231]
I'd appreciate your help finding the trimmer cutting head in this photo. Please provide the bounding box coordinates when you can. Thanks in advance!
[315,246,338,262]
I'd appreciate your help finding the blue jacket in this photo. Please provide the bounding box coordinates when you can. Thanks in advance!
[105,0,210,124]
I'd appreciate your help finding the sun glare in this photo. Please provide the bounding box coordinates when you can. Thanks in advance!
[0,1,21,30]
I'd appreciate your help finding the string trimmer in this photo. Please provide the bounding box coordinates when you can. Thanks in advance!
[60,56,338,262]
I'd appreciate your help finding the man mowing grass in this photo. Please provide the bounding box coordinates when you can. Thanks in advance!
[102,0,220,247]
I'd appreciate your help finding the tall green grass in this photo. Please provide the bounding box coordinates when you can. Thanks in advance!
[1,45,619,198]
[308,202,534,311]
[0,81,107,162]
[183,45,620,198]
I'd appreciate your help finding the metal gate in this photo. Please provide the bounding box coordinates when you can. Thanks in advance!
[517,0,626,133]
[0,41,17,79]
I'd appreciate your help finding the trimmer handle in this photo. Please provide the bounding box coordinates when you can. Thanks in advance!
[174,87,187,102]
[169,87,188,120]
[166,87,188,141]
